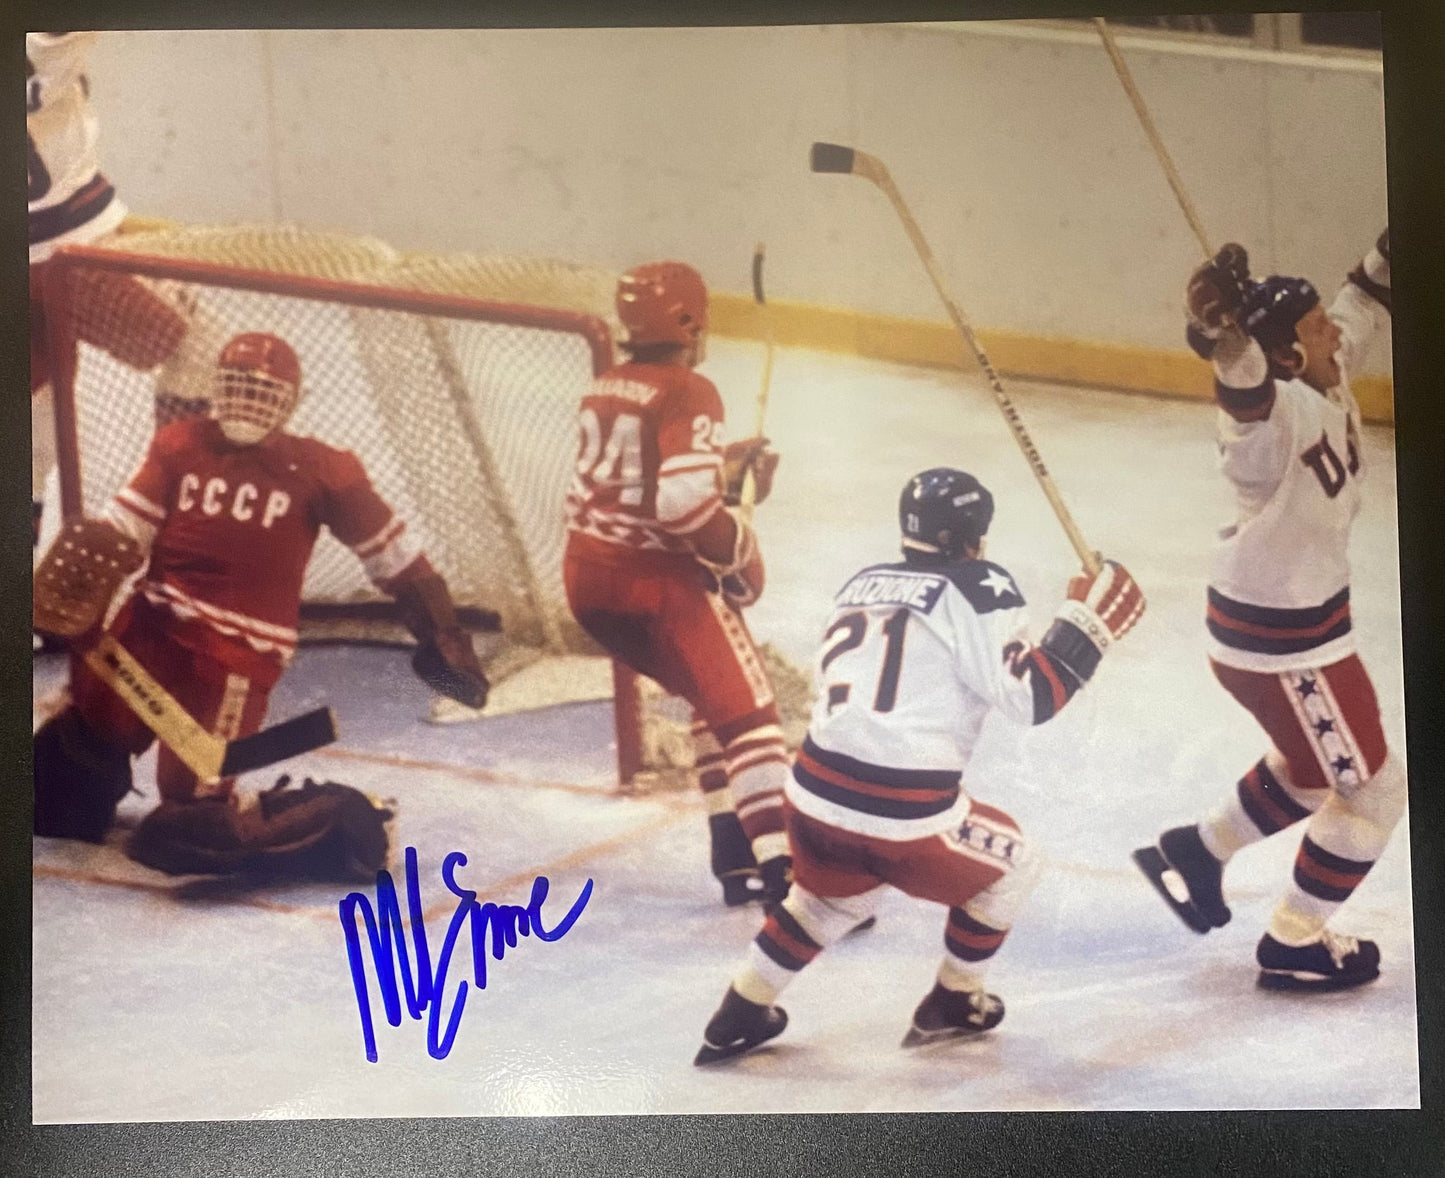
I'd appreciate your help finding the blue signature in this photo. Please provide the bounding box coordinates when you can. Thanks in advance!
[338,847,593,1062]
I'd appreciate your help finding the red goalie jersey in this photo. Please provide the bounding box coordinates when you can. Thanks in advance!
[104,416,421,669]
[564,362,726,557]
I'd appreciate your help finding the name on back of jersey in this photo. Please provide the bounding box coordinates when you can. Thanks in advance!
[591,377,658,407]
[835,568,948,614]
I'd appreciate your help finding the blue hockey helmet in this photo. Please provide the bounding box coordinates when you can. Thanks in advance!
[899,468,994,560]
[1238,275,1320,354]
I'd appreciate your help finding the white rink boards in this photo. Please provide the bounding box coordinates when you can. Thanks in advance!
[31,340,1416,1118]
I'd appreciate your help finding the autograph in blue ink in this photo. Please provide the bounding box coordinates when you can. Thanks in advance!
[338,847,593,1062]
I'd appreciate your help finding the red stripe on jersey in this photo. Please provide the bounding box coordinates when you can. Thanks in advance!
[1029,648,1068,714]
[794,746,954,805]
[1206,600,1352,641]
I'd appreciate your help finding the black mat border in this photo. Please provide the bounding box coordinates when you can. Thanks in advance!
[3,0,1441,1174]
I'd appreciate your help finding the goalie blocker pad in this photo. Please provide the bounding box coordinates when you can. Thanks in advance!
[34,519,145,639]
[127,776,393,882]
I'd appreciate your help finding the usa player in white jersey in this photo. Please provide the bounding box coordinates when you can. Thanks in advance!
[695,469,1144,1062]
[1135,231,1401,992]
[28,32,226,584]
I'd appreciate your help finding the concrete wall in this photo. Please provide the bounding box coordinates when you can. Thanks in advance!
[86,22,1391,375]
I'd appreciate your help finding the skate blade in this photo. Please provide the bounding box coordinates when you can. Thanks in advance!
[1132,846,1214,934]
[848,916,877,936]
[1257,967,1381,993]
[901,1023,990,1049]
[693,1012,787,1066]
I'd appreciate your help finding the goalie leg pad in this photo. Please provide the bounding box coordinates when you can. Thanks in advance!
[127,777,393,881]
[33,707,134,843]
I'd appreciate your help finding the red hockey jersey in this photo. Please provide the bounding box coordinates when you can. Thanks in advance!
[564,362,727,554]
[105,417,420,665]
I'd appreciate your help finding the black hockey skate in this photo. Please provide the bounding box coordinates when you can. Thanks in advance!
[758,854,793,909]
[901,983,1004,1048]
[710,812,765,907]
[1256,930,1380,992]
[1132,824,1231,934]
[719,869,766,907]
[694,987,788,1066]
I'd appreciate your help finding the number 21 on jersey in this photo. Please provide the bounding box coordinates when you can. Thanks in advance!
[819,608,911,713]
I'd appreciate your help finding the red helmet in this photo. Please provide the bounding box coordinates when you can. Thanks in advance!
[616,262,708,348]
[213,332,302,444]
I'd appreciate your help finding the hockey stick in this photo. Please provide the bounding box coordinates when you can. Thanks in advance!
[810,142,1100,575]
[83,632,337,780]
[1092,17,1213,259]
[740,242,776,521]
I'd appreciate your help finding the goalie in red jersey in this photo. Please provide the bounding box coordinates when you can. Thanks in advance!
[564,261,789,906]
[32,332,488,878]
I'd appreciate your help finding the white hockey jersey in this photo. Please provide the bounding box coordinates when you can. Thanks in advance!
[28,31,126,263]
[787,557,1079,841]
[1207,281,1389,673]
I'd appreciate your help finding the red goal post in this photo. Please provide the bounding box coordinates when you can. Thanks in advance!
[40,240,647,781]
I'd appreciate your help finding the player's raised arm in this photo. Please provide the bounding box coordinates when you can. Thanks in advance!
[1332,227,1392,376]
[1185,244,1276,423]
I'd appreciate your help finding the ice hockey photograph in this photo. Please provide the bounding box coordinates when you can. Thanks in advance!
[12,4,1437,1147]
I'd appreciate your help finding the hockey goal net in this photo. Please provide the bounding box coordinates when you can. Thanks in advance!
[40,223,812,787]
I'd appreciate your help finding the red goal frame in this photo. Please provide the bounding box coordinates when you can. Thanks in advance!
[40,242,646,783]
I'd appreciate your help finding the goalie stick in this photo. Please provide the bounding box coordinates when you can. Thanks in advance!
[1091,17,1213,259]
[83,632,337,780]
[810,142,1100,575]
[740,242,777,521]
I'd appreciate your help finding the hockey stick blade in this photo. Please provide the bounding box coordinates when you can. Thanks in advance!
[1131,845,1214,934]
[220,707,338,776]
[810,141,856,174]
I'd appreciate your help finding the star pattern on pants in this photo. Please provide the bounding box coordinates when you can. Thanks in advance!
[1285,669,1362,790]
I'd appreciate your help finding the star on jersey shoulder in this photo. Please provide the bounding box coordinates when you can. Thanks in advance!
[980,568,1016,598]
[943,559,1026,615]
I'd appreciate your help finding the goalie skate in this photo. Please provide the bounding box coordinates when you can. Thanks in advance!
[901,983,1004,1048]
[1132,825,1231,934]
[693,988,788,1066]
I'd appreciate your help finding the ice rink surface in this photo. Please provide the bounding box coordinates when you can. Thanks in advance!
[31,339,1417,1119]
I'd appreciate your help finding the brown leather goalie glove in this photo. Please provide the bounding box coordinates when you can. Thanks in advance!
[721,438,780,507]
[393,571,490,709]
[33,519,145,641]
[127,776,393,882]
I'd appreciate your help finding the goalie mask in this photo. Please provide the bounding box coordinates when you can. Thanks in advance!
[900,467,994,561]
[213,332,302,445]
[616,262,708,352]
